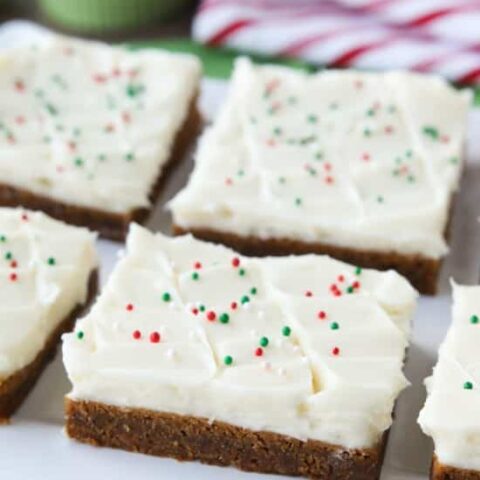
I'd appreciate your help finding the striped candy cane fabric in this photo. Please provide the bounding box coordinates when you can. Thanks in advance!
[193,0,480,84]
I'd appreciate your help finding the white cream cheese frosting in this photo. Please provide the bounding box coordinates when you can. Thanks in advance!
[419,284,480,471]
[0,207,97,381]
[63,224,417,449]
[0,35,200,214]
[170,58,470,259]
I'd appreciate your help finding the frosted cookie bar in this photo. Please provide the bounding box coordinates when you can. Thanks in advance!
[0,208,97,422]
[0,35,201,240]
[63,225,417,479]
[170,58,470,294]
[419,284,480,479]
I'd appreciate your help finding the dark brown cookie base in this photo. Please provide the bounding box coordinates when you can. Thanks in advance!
[431,456,480,480]
[0,270,98,423]
[65,399,387,479]
[0,98,202,242]
[172,225,440,295]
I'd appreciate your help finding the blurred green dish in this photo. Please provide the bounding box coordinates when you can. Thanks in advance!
[39,0,194,34]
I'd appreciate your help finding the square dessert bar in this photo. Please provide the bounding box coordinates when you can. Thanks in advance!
[0,35,201,241]
[63,225,417,479]
[0,208,97,422]
[170,58,470,294]
[419,284,480,479]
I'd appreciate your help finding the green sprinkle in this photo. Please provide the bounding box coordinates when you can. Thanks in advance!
[237,169,245,177]
[241,295,250,304]
[363,128,372,137]
[330,322,340,330]
[191,272,199,281]
[405,149,413,158]
[97,154,107,162]
[407,175,416,183]
[307,114,318,124]
[464,381,473,390]
[219,313,230,324]
[199,304,205,312]
[239,268,246,277]
[282,326,291,337]
[295,197,302,207]
[250,287,257,295]
[162,292,171,302]
[0,235,6,243]
[125,152,135,162]
[45,103,58,116]
[314,152,324,161]
[470,315,479,325]
[346,286,354,294]
[273,127,282,136]
[355,267,363,276]
[366,109,375,117]
[450,156,459,165]
[377,195,385,204]
[278,176,286,184]
[260,336,269,347]
[126,83,145,98]
[5,251,12,261]
[74,157,84,167]
[224,355,233,366]
[422,126,439,140]
[77,331,84,340]
[47,257,56,266]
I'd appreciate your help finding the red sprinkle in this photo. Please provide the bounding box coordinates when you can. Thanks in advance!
[385,125,394,135]
[21,213,28,221]
[230,302,238,310]
[67,141,77,152]
[332,347,340,356]
[122,112,131,124]
[194,262,202,270]
[353,281,361,289]
[126,303,134,312]
[305,290,313,297]
[255,347,264,357]
[225,177,233,186]
[191,308,199,315]
[132,330,141,340]
[318,311,327,320]
[15,115,26,125]
[325,176,334,185]
[150,331,161,343]
[9,272,17,282]
[232,257,240,268]
[206,311,216,322]
[338,275,345,283]
[93,73,107,84]
[10,261,17,269]
[14,79,25,92]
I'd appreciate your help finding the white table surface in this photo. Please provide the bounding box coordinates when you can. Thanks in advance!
[1,20,480,480]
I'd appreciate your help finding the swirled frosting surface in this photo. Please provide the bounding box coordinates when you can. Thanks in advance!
[170,58,470,258]
[0,207,97,380]
[64,224,417,449]
[0,36,200,213]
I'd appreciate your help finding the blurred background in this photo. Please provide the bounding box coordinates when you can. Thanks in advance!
[1,0,479,95]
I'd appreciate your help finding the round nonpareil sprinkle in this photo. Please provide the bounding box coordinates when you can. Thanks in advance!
[224,355,233,366]
[162,292,171,302]
[260,336,269,347]
[219,313,230,324]
[282,326,291,337]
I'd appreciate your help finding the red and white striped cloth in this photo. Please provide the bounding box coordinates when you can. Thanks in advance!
[193,0,480,84]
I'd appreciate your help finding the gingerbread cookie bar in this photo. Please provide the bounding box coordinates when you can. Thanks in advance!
[0,208,98,422]
[170,58,470,294]
[0,35,201,240]
[419,284,480,479]
[63,225,417,479]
